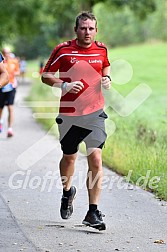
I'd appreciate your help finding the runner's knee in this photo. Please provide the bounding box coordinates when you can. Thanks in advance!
[61,154,77,166]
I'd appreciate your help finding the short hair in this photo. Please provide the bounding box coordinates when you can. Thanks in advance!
[75,11,97,30]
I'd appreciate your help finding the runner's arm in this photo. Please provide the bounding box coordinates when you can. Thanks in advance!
[41,73,84,93]
[41,72,63,88]
[102,66,111,77]
[101,66,111,90]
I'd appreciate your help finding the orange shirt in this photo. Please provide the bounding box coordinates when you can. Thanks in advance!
[4,57,20,87]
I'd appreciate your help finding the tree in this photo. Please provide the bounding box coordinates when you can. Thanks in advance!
[46,0,156,19]
[107,0,156,19]
[0,0,44,45]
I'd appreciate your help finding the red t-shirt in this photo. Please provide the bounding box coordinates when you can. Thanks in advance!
[44,39,110,115]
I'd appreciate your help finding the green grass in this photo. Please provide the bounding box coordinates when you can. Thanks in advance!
[26,42,167,200]
[104,42,167,200]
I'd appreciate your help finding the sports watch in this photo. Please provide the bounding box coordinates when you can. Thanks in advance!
[61,81,67,91]
[104,75,111,81]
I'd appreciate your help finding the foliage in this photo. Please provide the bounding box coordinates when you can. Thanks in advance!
[112,0,156,19]
[0,0,44,44]
[94,0,167,47]
[94,3,144,47]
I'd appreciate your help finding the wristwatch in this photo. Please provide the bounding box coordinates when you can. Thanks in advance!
[61,82,67,91]
[104,75,111,81]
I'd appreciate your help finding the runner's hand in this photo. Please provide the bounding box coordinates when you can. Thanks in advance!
[101,76,111,90]
[66,81,84,93]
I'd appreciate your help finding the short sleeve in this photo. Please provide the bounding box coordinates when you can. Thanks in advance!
[103,48,110,68]
[43,46,61,74]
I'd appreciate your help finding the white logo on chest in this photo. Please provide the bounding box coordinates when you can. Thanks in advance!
[70,57,79,64]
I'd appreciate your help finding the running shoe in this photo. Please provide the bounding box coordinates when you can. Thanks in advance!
[82,209,106,231]
[7,128,14,137]
[0,122,2,133]
[60,186,77,219]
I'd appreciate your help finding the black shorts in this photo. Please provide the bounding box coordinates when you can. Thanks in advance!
[0,89,16,108]
[56,109,108,155]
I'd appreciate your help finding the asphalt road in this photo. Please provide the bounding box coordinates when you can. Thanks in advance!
[0,80,167,252]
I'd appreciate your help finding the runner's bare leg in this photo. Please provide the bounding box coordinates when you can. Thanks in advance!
[86,148,103,204]
[60,153,77,191]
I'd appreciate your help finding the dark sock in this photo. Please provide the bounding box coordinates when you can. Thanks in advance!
[89,204,97,212]
[63,188,72,197]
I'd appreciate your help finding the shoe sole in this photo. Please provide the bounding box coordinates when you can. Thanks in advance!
[82,220,106,231]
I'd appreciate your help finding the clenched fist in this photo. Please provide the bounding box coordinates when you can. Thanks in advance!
[101,76,111,90]
[66,81,84,94]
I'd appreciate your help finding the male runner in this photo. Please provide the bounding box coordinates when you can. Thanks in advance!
[42,11,111,230]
